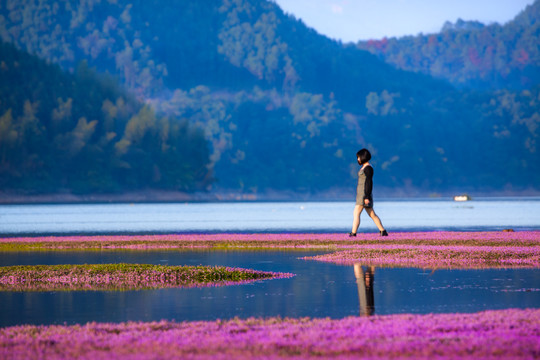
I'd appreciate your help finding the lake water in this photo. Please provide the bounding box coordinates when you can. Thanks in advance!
[1,198,540,235]
[1,250,539,327]
[1,199,539,326]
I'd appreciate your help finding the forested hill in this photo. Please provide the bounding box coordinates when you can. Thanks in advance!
[357,0,540,90]
[0,0,538,196]
[0,41,211,193]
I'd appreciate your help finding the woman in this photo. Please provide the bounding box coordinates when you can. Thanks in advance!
[350,148,388,237]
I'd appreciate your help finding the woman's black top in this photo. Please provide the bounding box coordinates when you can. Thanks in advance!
[356,165,373,205]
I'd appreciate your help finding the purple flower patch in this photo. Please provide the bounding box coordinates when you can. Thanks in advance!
[1,308,538,359]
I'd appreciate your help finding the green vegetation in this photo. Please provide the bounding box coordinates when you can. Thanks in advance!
[357,2,540,90]
[0,0,538,195]
[0,41,211,193]
[0,263,282,291]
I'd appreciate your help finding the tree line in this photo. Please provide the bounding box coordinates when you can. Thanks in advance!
[357,1,540,90]
[0,41,211,193]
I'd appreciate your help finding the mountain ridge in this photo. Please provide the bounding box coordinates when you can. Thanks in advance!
[357,0,540,90]
[0,0,538,196]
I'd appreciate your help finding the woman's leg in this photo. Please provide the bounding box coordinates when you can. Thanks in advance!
[365,207,385,232]
[351,205,364,234]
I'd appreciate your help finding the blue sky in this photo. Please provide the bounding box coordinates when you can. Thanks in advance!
[272,0,535,42]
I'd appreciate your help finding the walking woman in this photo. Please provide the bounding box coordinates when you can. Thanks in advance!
[350,148,388,237]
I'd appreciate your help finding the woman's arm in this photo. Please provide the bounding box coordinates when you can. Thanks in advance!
[363,166,373,200]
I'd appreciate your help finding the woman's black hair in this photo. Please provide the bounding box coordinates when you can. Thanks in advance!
[356,148,371,164]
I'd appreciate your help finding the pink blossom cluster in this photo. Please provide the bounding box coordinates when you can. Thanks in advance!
[0,264,294,292]
[1,308,538,359]
[306,243,540,269]
[2,231,539,245]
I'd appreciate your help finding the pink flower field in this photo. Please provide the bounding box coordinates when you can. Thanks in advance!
[1,231,539,358]
[1,231,539,269]
[1,308,539,359]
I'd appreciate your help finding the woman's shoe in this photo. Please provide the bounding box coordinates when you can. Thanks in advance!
[380,230,388,236]
[349,232,357,237]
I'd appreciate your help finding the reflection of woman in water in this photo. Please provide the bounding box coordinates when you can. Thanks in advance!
[350,148,388,237]
[354,264,375,316]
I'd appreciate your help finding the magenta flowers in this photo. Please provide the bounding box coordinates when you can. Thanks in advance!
[305,243,540,268]
[1,231,539,269]
[0,264,294,291]
[1,308,538,359]
[1,231,539,358]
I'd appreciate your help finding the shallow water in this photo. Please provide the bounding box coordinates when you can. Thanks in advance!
[1,198,540,235]
[1,250,538,326]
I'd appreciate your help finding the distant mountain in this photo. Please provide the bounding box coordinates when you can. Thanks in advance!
[0,41,211,193]
[357,0,540,90]
[0,0,538,196]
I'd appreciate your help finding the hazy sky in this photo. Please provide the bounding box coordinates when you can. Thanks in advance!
[272,0,535,42]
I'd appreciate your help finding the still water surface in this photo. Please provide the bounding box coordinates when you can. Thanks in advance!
[1,250,539,326]
[1,199,539,326]
[1,198,540,235]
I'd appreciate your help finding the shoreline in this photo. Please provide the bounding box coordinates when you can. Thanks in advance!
[2,189,540,204]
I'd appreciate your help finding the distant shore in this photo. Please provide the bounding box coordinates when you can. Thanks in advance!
[0,190,208,205]
[0,189,344,204]
[1,188,540,204]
